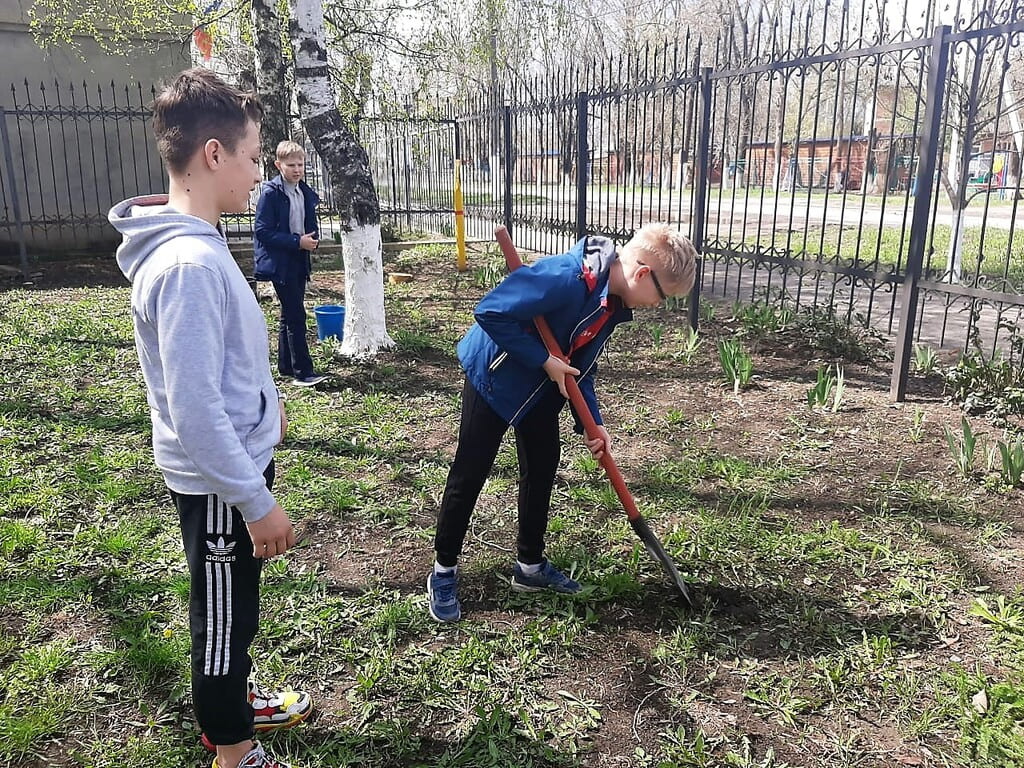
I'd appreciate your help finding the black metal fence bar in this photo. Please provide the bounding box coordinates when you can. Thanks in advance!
[0,106,28,276]
[575,91,587,242]
[0,80,166,257]
[891,26,952,399]
[689,67,713,332]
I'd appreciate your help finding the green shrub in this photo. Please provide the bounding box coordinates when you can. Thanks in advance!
[733,300,794,338]
[807,365,836,409]
[807,364,846,412]
[791,307,883,363]
[471,258,507,290]
[943,352,1024,421]
[678,328,702,364]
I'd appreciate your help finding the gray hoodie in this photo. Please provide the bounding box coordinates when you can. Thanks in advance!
[109,195,279,523]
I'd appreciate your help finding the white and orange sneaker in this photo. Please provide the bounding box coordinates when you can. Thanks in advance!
[202,681,313,752]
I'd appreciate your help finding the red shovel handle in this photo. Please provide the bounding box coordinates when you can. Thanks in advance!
[494,226,641,521]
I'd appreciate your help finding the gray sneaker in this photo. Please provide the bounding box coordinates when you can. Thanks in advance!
[211,741,291,768]
[292,373,327,387]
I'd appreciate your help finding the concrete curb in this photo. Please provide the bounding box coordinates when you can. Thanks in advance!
[226,238,490,259]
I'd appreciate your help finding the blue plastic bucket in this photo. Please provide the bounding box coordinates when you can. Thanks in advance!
[314,304,345,341]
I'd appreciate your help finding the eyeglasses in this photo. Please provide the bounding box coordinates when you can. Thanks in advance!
[648,267,668,302]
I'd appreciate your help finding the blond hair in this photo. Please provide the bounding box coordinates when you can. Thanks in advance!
[629,223,698,296]
[275,140,306,161]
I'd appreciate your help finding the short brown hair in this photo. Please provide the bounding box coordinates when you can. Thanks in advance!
[630,223,698,296]
[152,68,263,175]
[275,140,306,161]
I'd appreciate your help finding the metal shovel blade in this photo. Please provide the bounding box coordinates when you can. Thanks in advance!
[630,515,693,605]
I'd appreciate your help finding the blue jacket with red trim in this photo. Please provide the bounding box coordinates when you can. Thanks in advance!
[457,236,633,429]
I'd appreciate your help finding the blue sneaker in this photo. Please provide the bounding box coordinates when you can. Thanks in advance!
[427,569,461,622]
[512,560,581,594]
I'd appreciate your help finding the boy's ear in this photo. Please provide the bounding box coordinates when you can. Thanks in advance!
[274,158,283,171]
[203,138,223,170]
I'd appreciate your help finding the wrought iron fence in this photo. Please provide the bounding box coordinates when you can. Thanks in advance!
[359,113,459,237]
[3,0,1023,399]
[364,3,1024,398]
[0,78,392,263]
[0,80,165,271]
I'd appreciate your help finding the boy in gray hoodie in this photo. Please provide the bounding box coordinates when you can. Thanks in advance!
[109,69,311,768]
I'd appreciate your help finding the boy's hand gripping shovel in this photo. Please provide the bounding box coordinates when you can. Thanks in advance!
[495,226,693,605]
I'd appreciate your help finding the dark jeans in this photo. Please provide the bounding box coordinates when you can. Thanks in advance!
[170,462,274,745]
[273,269,313,379]
[434,377,565,567]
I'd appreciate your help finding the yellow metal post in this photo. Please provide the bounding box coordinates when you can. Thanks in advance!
[454,158,468,272]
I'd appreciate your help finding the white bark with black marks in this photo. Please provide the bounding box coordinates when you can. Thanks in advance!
[289,0,391,358]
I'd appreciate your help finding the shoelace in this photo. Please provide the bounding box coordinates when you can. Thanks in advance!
[433,575,457,603]
[249,680,274,701]
[540,563,571,586]
[239,742,287,768]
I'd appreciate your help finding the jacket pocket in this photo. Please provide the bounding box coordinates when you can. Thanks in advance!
[244,387,277,452]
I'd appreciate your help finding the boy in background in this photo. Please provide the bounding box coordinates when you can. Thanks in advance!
[427,224,698,622]
[109,69,312,768]
[254,140,326,387]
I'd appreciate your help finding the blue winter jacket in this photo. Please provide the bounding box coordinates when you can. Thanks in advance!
[253,175,320,282]
[457,236,633,429]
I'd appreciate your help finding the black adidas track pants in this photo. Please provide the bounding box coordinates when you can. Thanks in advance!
[170,462,274,745]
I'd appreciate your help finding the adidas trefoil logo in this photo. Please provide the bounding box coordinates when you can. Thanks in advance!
[206,537,236,561]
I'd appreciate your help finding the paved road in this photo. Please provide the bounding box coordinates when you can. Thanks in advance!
[509,179,1023,231]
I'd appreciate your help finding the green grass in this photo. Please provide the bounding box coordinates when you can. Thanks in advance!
[2,249,1024,766]
[737,222,1024,282]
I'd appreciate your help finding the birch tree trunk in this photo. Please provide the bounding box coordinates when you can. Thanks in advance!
[289,0,392,358]
[236,54,257,93]
[252,0,290,178]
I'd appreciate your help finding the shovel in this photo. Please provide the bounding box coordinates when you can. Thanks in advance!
[494,226,693,605]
